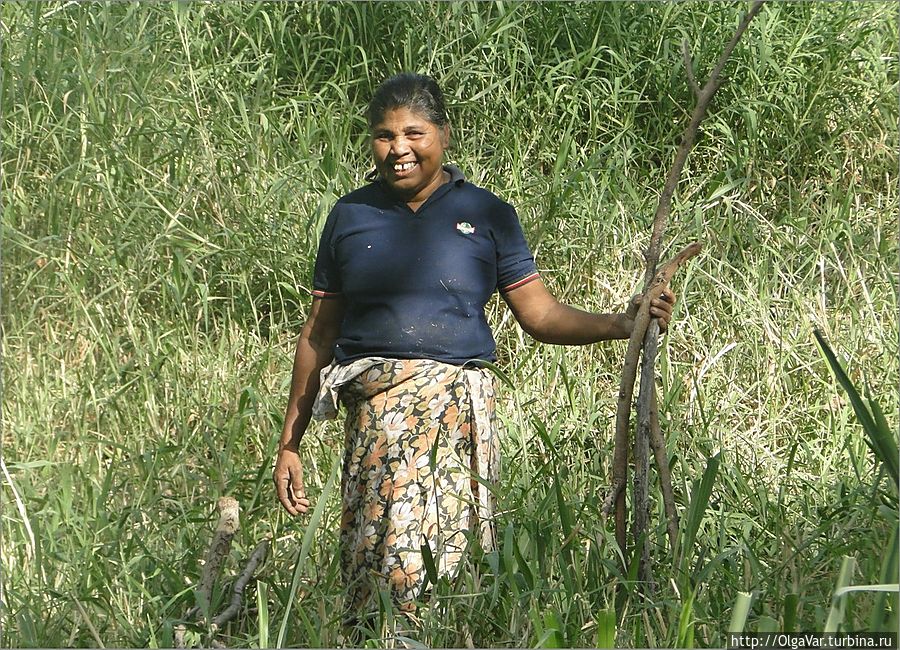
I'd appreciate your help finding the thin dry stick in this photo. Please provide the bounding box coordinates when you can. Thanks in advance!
[73,599,106,649]
[605,243,702,552]
[210,536,271,631]
[637,320,682,563]
[633,318,659,587]
[634,327,679,563]
[647,382,679,551]
[1,456,35,560]
[609,0,767,563]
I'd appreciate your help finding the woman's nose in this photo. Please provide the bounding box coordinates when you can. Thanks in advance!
[390,136,411,155]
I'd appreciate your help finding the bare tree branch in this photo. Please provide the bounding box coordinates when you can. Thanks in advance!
[647,381,679,553]
[608,0,767,570]
[604,242,702,545]
[210,537,271,631]
[632,321,656,586]
[642,0,767,289]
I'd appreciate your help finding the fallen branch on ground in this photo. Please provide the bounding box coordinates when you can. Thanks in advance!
[195,497,241,621]
[211,536,271,631]
[174,498,272,648]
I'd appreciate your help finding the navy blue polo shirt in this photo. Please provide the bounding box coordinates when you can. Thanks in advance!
[311,165,539,365]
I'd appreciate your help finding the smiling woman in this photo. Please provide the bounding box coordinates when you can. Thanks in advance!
[369,106,449,210]
[367,75,451,209]
[272,72,675,636]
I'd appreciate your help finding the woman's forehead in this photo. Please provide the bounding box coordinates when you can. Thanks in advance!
[371,106,436,129]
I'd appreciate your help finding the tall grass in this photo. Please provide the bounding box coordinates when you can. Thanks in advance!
[2,1,897,647]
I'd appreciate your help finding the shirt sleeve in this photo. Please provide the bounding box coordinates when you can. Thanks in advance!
[494,202,540,292]
[311,205,343,298]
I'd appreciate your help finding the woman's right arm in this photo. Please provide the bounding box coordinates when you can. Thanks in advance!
[274,297,345,515]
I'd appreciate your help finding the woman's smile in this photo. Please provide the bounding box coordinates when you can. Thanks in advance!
[391,161,418,176]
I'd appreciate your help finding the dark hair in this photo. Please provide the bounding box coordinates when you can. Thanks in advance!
[367,73,448,128]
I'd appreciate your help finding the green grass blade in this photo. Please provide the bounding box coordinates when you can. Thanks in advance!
[813,330,898,484]
[469,358,516,389]
[783,593,799,632]
[535,609,564,648]
[596,607,616,648]
[679,452,721,575]
[421,541,439,588]
[870,527,899,631]
[756,616,779,633]
[676,589,695,648]
[553,468,573,539]
[275,458,340,648]
[824,556,857,633]
[867,396,899,489]
[834,584,900,595]
[256,581,269,649]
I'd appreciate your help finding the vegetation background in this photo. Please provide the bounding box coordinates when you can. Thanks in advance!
[2,1,897,647]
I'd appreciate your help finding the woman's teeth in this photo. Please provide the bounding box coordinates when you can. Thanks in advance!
[394,162,417,171]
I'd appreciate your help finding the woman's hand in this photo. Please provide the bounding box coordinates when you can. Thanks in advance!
[626,287,677,333]
[273,445,311,516]
[274,297,344,516]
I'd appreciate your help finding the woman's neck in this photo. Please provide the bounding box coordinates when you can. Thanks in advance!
[404,169,450,212]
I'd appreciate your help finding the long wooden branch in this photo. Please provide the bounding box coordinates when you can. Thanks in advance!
[642,0,767,288]
[609,0,767,568]
[604,242,701,551]
[636,321,679,560]
[633,318,660,586]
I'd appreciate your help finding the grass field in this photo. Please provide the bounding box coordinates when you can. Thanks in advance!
[2,1,897,647]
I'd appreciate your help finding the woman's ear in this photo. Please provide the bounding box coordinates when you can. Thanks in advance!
[441,123,451,149]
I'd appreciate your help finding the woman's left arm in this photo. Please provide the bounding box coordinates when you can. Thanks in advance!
[502,278,676,344]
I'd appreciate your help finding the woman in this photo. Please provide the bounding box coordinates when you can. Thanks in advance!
[273,73,675,619]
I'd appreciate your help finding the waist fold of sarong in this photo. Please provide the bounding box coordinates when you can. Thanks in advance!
[312,357,500,550]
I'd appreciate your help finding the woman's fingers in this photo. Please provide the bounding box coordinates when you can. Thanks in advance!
[626,294,642,320]
[274,472,299,515]
[274,452,311,515]
[291,476,310,514]
[650,288,677,330]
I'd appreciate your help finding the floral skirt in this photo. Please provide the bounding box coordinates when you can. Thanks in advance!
[312,357,500,614]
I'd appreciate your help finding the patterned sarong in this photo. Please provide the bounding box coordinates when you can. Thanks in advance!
[312,357,500,613]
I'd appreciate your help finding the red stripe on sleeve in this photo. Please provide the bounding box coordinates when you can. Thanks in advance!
[500,272,540,292]
[311,289,342,299]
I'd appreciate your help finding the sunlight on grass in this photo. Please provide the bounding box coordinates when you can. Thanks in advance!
[2,1,897,647]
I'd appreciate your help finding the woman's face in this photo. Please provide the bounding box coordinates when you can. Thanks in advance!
[370,106,450,204]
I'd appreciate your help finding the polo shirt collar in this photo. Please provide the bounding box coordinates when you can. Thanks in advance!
[445,164,466,186]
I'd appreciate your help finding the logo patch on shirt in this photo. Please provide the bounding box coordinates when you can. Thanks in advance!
[456,221,475,235]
